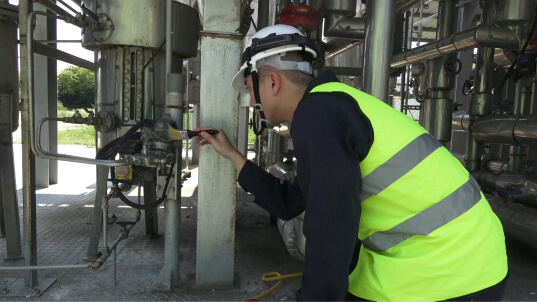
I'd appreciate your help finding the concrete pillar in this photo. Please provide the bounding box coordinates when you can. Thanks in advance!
[195,0,241,289]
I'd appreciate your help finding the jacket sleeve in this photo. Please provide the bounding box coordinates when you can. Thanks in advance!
[238,160,307,220]
[292,94,370,301]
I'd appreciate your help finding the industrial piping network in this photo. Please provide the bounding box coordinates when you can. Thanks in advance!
[0,0,537,296]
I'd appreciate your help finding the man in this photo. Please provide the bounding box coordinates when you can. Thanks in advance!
[195,24,508,301]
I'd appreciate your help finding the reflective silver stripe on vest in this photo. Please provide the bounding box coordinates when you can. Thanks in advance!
[362,176,482,252]
[359,133,443,202]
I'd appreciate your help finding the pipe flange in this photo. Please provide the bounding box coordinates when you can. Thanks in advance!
[95,111,117,133]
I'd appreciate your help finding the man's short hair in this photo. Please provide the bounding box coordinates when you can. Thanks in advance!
[258,51,314,87]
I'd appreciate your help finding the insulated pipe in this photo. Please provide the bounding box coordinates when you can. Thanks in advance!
[391,25,520,68]
[362,0,395,102]
[323,14,365,40]
[452,110,470,132]
[509,78,533,172]
[420,0,456,143]
[487,161,510,173]
[471,115,537,146]
[486,193,537,251]
[325,39,361,60]
[452,112,537,146]
[464,8,495,172]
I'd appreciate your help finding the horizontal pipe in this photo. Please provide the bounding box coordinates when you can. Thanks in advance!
[37,39,82,43]
[395,0,425,14]
[487,161,510,173]
[325,38,362,59]
[34,0,81,26]
[452,110,470,132]
[488,194,537,250]
[0,264,89,270]
[471,114,537,146]
[34,41,97,71]
[324,14,365,40]
[391,24,520,68]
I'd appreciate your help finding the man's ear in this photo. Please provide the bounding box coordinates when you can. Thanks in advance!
[269,71,281,96]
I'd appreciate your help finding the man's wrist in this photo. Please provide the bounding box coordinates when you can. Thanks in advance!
[228,151,247,172]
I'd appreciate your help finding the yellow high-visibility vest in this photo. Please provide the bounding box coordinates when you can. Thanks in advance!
[308,82,508,301]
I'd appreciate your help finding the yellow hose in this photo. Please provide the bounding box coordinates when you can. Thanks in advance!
[253,272,303,301]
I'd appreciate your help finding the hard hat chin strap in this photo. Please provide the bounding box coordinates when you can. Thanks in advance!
[251,70,269,135]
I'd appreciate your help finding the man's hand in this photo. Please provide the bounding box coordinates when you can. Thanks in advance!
[193,127,247,172]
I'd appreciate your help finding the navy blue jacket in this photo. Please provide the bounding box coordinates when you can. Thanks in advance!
[238,70,373,300]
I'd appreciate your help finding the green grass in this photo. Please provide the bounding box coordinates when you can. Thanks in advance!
[58,125,95,147]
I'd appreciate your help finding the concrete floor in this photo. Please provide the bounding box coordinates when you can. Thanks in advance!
[1,144,537,301]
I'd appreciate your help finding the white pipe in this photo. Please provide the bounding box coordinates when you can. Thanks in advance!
[0,264,89,270]
[101,195,109,252]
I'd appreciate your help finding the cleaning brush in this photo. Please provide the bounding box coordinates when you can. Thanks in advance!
[144,118,219,142]
[168,127,220,141]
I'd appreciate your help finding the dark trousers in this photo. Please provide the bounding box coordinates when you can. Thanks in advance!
[345,273,509,301]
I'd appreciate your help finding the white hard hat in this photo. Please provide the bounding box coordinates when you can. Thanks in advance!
[232,24,319,93]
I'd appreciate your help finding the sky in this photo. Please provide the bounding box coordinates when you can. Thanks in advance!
[10,0,95,74]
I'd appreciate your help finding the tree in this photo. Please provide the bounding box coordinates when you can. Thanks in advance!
[57,66,95,109]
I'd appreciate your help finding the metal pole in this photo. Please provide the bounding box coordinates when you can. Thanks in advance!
[0,264,89,271]
[362,0,396,102]
[153,0,184,288]
[19,0,39,288]
[465,7,495,172]
[420,0,456,143]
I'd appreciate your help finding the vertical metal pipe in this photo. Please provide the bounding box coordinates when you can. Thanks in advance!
[465,7,495,171]
[421,0,456,142]
[509,79,532,172]
[101,196,108,251]
[20,0,39,288]
[154,0,184,286]
[165,0,172,78]
[154,151,182,289]
[362,0,396,102]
